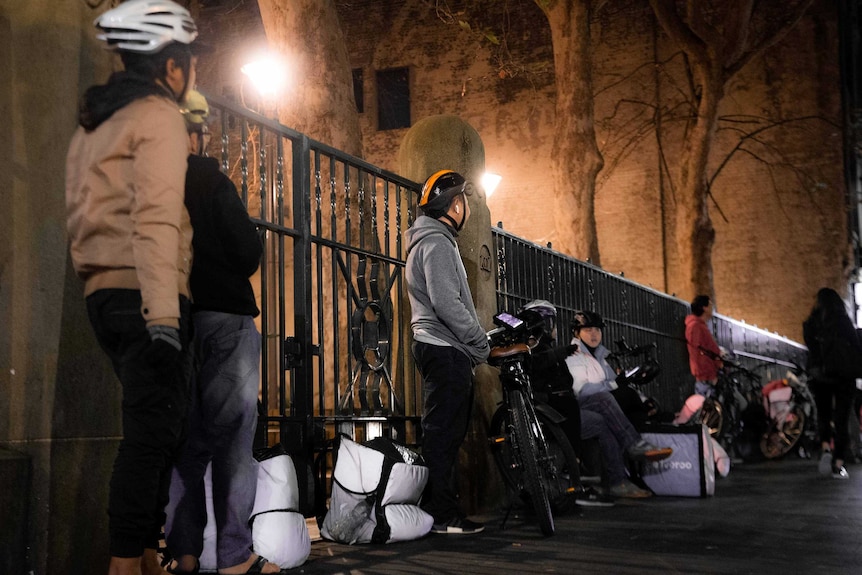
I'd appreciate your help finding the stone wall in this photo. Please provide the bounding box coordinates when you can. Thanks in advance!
[1,2,118,574]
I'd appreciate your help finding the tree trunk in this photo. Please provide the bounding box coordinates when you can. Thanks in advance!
[672,63,723,302]
[257,0,362,155]
[256,0,366,424]
[538,0,604,264]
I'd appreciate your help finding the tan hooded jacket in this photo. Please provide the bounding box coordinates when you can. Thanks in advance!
[66,95,192,327]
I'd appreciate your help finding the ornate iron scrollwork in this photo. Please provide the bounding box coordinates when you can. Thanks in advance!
[339,255,400,416]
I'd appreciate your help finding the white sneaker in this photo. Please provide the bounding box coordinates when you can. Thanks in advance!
[832,465,850,479]
[818,451,832,476]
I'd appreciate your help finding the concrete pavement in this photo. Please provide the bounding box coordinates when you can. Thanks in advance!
[292,456,862,574]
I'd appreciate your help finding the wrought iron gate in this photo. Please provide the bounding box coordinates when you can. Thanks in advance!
[205,94,423,511]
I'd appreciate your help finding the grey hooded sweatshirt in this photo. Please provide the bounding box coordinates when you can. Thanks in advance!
[405,215,490,365]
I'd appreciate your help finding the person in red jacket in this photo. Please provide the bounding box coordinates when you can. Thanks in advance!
[685,295,723,397]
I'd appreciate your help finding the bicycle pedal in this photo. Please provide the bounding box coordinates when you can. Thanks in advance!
[489,435,507,445]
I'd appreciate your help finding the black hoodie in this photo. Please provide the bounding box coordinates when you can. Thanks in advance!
[79,71,173,131]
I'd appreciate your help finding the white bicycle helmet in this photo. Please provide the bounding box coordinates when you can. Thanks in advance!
[95,0,198,54]
[519,299,557,340]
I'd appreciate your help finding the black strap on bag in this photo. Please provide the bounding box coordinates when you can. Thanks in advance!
[362,437,425,544]
[370,459,395,544]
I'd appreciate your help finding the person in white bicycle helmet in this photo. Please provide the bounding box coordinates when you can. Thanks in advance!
[564,309,674,498]
[65,2,202,574]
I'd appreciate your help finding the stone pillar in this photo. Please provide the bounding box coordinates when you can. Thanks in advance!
[398,115,505,515]
[1,3,117,574]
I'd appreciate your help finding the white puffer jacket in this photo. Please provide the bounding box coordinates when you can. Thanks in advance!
[564,339,618,398]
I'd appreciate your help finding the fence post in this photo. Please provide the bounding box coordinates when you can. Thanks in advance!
[399,115,505,514]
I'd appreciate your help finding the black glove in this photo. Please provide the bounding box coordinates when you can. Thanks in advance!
[143,324,182,367]
[565,344,578,356]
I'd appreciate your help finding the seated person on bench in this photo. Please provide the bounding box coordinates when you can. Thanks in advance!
[566,310,652,429]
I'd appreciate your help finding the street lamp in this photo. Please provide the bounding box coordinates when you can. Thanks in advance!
[482,172,502,197]
[241,54,288,121]
[241,54,287,98]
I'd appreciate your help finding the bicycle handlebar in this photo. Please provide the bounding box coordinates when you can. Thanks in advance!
[612,341,657,358]
[721,362,761,382]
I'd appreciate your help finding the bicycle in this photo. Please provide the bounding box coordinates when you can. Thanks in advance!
[606,338,662,388]
[759,370,818,459]
[694,357,765,457]
[486,311,577,536]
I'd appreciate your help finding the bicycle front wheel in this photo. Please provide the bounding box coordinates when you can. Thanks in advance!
[510,389,554,536]
[491,405,577,516]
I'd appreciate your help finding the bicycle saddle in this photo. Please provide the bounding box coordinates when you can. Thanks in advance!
[489,343,530,366]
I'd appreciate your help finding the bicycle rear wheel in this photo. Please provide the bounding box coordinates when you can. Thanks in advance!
[510,390,554,536]
[760,406,806,459]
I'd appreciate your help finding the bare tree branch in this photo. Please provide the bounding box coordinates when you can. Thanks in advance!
[726,0,814,76]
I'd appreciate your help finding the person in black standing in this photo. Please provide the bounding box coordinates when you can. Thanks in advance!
[164,91,282,574]
[519,300,614,507]
[803,287,862,480]
[405,170,489,534]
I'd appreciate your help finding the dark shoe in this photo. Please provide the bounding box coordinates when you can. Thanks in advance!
[431,517,485,534]
[574,485,614,507]
[627,439,673,462]
[609,478,653,499]
[219,555,285,574]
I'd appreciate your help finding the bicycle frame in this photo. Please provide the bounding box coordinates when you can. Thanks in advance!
[496,352,551,460]
[486,312,559,536]
[701,363,764,453]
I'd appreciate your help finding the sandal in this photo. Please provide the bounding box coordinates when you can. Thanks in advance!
[166,557,200,575]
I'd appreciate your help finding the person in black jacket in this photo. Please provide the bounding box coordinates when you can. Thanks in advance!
[520,300,614,506]
[165,91,280,574]
[803,287,861,480]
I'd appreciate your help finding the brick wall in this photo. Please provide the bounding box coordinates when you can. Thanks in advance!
[195,0,846,342]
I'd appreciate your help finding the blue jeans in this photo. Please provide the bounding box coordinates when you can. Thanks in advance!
[412,342,474,523]
[86,289,193,558]
[580,392,640,484]
[695,380,717,398]
[166,312,261,569]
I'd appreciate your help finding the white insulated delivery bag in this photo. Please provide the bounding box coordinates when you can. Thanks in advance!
[321,436,432,544]
[640,423,716,497]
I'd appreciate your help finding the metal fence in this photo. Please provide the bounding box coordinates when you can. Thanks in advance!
[203,93,807,509]
[492,227,808,412]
